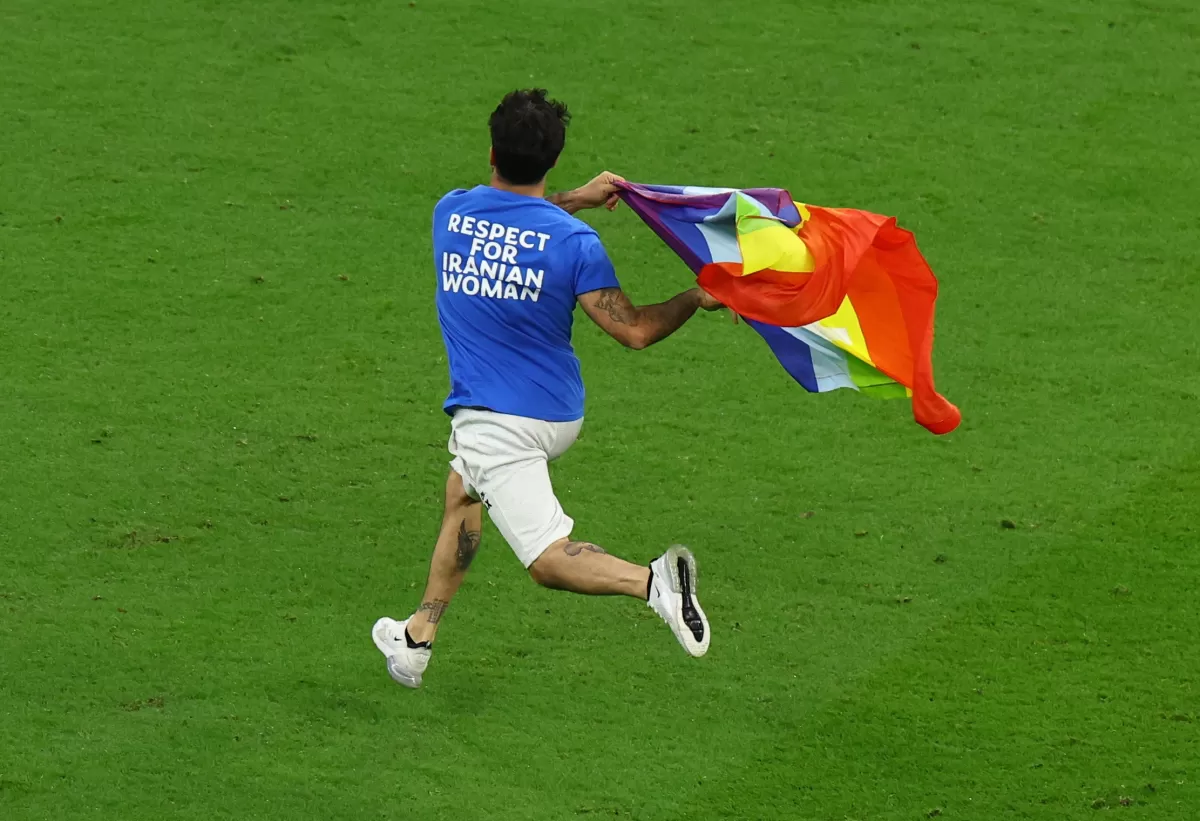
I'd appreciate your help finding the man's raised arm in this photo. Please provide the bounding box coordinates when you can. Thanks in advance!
[548,172,625,215]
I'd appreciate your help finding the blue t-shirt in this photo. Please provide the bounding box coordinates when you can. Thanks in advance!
[432,185,620,422]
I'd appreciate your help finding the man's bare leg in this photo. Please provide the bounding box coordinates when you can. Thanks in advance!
[405,470,482,645]
[528,537,709,657]
[374,481,707,690]
[528,538,651,598]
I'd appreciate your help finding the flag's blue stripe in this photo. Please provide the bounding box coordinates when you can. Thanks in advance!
[781,325,859,392]
[746,319,819,393]
[660,216,715,267]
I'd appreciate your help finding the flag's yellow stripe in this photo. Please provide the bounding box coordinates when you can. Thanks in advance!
[734,195,815,276]
[737,221,815,275]
[815,297,878,368]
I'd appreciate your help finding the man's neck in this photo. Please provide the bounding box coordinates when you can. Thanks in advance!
[489,171,545,199]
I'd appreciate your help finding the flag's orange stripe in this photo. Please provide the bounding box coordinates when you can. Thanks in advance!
[697,205,960,434]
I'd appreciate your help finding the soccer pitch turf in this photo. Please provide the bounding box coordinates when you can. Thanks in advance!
[2,1,1198,818]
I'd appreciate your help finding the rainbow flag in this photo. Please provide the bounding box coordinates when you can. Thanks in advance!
[617,183,961,434]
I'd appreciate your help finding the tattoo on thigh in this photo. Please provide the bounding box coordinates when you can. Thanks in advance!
[417,598,450,624]
[456,521,481,571]
[563,541,608,557]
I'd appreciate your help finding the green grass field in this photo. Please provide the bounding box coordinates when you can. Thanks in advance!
[3,1,1199,819]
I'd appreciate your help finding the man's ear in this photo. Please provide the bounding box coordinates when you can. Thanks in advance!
[489,147,495,168]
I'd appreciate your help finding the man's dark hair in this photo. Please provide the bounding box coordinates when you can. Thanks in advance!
[488,89,571,185]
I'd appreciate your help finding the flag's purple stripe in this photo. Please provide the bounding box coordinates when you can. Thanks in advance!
[622,184,737,212]
[747,189,802,225]
[619,190,711,272]
[621,183,803,227]
[632,184,688,194]
[746,318,819,393]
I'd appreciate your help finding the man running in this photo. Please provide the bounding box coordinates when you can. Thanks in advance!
[372,89,723,688]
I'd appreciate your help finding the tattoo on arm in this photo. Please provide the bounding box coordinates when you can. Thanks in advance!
[417,598,450,624]
[582,287,701,349]
[456,521,481,571]
[563,541,608,556]
[592,288,637,325]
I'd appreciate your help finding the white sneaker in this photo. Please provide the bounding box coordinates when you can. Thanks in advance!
[648,545,710,657]
[371,617,431,689]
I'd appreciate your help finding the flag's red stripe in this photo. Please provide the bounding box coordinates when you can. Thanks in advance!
[697,206,960,434]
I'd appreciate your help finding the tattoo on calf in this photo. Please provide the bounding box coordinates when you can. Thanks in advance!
[417,599,450,624]
[456,521,481,571]
[563,541,608,557]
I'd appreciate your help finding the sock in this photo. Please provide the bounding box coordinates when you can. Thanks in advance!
[645,567,654,601]
[404,627,432,649]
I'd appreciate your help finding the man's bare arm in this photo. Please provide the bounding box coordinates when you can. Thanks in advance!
[548,172,625,215]
[578,287,721,350]
[546,190,586,215]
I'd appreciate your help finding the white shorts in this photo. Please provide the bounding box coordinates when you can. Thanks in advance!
[448,408,583,568]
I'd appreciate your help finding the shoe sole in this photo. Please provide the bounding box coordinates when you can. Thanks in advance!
[371,617,423,689]
[661,545,710,657]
